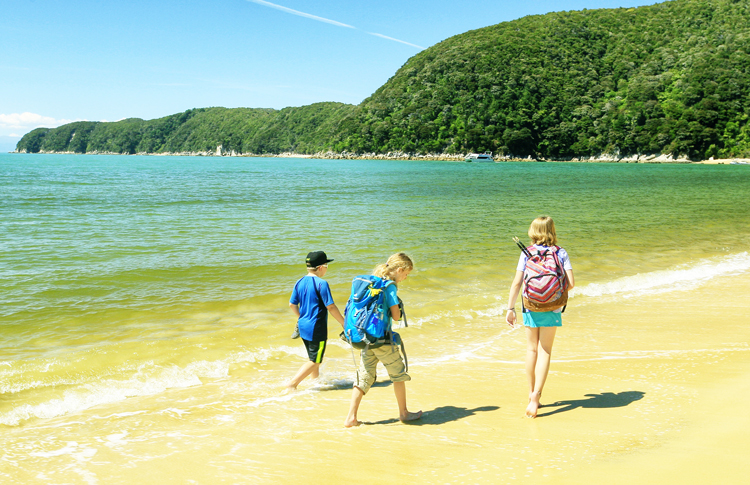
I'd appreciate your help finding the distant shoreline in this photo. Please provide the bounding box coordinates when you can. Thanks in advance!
[8,149,750,164]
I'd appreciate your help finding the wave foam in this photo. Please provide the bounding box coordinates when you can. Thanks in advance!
[0,346,296,426]
[573,252,750,300]
[0,364,205,426]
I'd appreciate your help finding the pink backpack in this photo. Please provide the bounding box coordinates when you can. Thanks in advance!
[521,245,569,312]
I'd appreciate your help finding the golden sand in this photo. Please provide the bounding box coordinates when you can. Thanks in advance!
[7,273,749,484]
[263,273,750,484]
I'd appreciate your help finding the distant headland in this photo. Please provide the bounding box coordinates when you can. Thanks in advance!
[15,0,750,162]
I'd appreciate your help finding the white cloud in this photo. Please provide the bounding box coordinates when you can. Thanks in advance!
[0,112,81,131]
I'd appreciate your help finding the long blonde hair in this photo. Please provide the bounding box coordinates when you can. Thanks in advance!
[373,252,414,281]
[528,216,558,246]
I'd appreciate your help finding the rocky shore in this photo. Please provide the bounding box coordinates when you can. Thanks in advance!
[13,148,750,164]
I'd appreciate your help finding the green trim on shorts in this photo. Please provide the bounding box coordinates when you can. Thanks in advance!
[315,340,326,363]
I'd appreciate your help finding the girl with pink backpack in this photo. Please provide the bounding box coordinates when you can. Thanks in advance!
[505,216,575,418]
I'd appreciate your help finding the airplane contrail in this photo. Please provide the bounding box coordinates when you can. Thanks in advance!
[367,32,424,50]
[246,0,423,49]
[246,0,355,28]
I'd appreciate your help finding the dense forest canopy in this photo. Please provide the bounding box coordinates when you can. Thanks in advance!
[16,0,750,160]
[16,104,355,156]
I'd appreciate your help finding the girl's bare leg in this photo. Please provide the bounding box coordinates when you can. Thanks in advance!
[525,327,540,399]
[527,327,557,418]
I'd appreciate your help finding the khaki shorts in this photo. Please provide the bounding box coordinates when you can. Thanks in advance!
[354,344,410,395]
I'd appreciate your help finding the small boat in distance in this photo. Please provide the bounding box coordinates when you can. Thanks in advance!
[465,153,494,162]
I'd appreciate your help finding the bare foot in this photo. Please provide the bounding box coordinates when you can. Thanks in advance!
[344,418,362,428]
[399,410,423,423]
[526,391,541,418]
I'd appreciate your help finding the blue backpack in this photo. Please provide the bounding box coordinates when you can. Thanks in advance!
[341,275,395,349]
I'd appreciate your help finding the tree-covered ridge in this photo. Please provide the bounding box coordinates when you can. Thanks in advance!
[334,0,750,159]
[17,103,355,155]
[16,0,750,160]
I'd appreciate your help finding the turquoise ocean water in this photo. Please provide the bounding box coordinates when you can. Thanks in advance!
[1,153,749,431]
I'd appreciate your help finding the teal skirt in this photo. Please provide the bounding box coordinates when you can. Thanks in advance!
[522,311,562,328]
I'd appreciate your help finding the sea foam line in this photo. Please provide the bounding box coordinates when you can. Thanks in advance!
[0,344,309,396]
[410,326,520,367]
[0,364,210,426]
[0,346,307,426]
[572,252,750,300]
[538,346,750,364]
[415,345,750,368]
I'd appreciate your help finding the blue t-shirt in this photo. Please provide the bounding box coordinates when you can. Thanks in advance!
[382,281,400,327]
[290,276,334,341]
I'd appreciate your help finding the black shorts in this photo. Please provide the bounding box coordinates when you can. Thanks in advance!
[302,339,327,363]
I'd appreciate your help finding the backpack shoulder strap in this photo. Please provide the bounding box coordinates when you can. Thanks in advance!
[380,279,396,303]
[526,245,548,258]
[312,276,325,310]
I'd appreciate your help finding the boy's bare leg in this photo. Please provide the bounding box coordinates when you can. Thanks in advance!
[344,386,365,427]
[394,381,422,422]
[526,327,557,418]
[286,362,319,390]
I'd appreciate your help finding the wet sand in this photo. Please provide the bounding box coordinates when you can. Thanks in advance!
[283,275,747,484]
[61,273,748,484]
[5,273,748,483]
[284,272,748,484]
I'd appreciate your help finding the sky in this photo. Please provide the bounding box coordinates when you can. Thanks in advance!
[0,0,659,152]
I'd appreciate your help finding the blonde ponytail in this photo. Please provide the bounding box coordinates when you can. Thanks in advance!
[373,252,414,281]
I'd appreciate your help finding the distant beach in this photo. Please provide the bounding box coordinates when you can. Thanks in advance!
[11,148,750,164]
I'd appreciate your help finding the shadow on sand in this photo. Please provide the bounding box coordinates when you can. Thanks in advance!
[312,380,392,392]
[367,405,500,426]
[536,391,645,418]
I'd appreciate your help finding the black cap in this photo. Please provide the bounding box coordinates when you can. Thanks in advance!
[306,251,333,267]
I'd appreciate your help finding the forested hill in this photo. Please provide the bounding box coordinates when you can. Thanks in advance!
[17,0,750,160]
[16,103,355,156]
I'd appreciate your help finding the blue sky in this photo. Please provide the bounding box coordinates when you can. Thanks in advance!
[0,0,658,152]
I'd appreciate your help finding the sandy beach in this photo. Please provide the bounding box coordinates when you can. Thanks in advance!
[8,267,748,484]
[250,272,750,484]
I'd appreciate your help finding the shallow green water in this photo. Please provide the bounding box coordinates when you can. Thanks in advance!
[1,153,748,426]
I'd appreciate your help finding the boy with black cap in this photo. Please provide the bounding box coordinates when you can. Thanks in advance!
[286,251,345,390]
